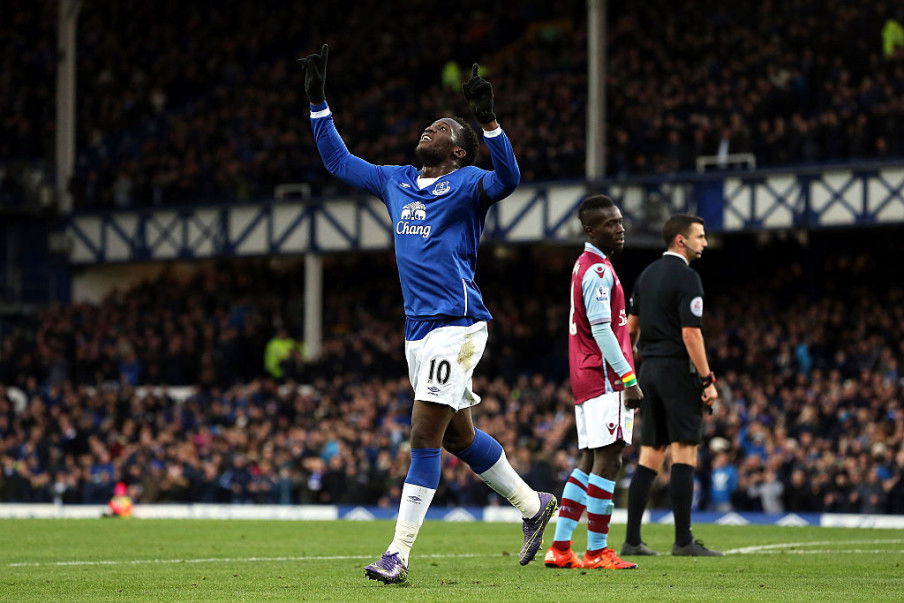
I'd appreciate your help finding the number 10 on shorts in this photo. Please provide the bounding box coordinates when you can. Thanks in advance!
[427,358,451,384]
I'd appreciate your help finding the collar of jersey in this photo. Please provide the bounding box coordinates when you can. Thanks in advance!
[662,250,689,264]
[584,242,608,259]
[416,166,460,179]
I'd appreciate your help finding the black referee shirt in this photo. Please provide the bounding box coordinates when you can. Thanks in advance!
[628,252,704,359]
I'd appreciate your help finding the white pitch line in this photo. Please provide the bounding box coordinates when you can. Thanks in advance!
[6,552,486,569]
[726,539,904,554]
[10,540,904,567]
[748,549,904,555]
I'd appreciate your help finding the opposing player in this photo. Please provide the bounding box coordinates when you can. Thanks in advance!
[298,45,557,584]
[544,195,641,570]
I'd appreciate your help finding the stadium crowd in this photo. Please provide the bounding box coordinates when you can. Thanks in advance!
[2,1,903,209]
[1,234,903,515]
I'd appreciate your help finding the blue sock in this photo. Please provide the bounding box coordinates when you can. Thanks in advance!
[453,429,503,474]
[405,448,442,488]
[553,468,589,545]
[587,474,616,552]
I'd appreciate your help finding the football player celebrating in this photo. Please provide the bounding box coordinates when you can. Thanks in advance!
[299,45,557,584]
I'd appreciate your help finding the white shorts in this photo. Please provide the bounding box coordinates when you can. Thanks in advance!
[405,321,488,410]
[575,390,634,449]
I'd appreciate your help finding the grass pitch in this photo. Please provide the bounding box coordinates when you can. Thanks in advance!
[0,519,902,601]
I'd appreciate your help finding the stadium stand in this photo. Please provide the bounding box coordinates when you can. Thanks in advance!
[1,232,902,514]
[2,1,902,208]
[0,0,902,531]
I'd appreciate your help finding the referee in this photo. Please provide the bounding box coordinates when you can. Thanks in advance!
[620,214,723,557]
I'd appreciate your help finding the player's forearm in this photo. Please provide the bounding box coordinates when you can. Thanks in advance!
[627,314,640,346]
[310,104,380,191]
[310,103,350,174]
[481,128,520,199]
[682,326,711,376]
[590,322,634,381]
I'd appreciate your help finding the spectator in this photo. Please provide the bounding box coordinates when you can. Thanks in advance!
[264,327,299,380]
[709,450,738,512]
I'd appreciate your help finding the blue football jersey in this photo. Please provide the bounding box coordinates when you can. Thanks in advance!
[310,103,520,330]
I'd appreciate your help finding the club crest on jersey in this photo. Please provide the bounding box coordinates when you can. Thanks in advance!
[431,181,452,196]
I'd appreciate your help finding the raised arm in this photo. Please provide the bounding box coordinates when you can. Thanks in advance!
[298,44,387,196]
[462,64,520,202]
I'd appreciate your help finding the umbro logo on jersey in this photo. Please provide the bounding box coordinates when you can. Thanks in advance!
[399,182,411,188]
[407,495,423,503]
[431,181,451,196]
[427,386,441,394]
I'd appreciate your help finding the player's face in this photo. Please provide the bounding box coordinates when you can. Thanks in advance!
[586,206,625,255]
[416,118,463,165]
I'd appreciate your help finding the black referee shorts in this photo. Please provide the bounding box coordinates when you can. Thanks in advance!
[637,356,704,447]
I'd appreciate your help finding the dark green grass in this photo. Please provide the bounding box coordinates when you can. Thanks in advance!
[1,519,902,601]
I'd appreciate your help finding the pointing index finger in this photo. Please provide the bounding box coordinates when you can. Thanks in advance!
[320,44,329,68]
[471,63,479,78]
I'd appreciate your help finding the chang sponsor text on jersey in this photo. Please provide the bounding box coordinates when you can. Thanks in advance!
[397,201,431,238]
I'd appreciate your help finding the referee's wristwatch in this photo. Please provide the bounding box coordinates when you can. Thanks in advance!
[700,372,717,388]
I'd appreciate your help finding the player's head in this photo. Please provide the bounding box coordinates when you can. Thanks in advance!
[415,117,478,169]
[578,194,625,256]
[663,214,707,262]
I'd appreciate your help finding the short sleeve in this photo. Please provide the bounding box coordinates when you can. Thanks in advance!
[677,270,704,327]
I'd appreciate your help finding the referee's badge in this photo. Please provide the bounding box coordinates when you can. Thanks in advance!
[690,296,704,317]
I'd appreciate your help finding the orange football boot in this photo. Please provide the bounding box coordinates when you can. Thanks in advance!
[544,546,584,568]
[583,547,638,569]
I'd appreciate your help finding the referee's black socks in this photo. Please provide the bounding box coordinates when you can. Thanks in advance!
[625,464,657,546]
[670,462,695,547]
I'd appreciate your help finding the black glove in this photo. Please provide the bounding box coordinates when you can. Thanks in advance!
[462,63,496,124]
[297,44,329,105]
